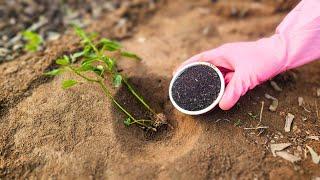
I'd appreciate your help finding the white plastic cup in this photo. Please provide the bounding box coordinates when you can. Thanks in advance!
[169,62,225,115]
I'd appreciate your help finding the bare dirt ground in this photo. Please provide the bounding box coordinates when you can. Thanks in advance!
[1,0,319,179]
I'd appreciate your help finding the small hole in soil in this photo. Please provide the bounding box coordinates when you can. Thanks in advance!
[171,64,221,111]
[112,75,175,142]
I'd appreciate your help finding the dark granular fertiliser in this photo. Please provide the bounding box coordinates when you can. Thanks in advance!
[171,64,221,111]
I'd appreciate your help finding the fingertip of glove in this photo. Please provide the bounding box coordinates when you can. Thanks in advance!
[219,101,232,110]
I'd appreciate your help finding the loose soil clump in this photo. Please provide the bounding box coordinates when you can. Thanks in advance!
[171,64,221,111]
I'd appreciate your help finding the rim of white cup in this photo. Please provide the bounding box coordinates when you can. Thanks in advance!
[169,62,225,115]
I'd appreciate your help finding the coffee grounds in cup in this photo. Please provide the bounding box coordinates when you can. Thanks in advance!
[171,64,221,112]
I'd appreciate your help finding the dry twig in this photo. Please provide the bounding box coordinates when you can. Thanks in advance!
[258,101,265,125]
[315,100,319,121]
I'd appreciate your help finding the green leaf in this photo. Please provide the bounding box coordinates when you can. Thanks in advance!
[73,25,94,47]
[74,25,88,40]
[70,51,85,62]
[56,55,70,65]
[113,74,122,87]
[81,58,97,66]
[121,51,142,61]
[99,38,121,51]
[22,30,43,52]
[101,57,115,71]
[82,45,94,56]
[78,64,95,71]
[62,80,78,89]
[123,118,132,127]
[44,69,62,76]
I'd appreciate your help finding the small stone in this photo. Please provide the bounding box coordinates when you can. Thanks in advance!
[47,32,61,41]
[12,44,23,51]
[2,35,8,41]
[298,97,304,106]
[9,18,16,25]
[0,48,9,56]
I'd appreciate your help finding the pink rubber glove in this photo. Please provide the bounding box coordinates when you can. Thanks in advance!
[177,0,320,110]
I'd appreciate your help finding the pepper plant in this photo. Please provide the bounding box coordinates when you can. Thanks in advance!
[45,26,166,131]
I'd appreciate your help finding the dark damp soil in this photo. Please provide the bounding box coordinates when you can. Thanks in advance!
[171,64,221,111]
[112,75,174,141]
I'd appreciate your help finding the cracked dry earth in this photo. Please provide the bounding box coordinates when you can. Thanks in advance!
[1,0,320,179]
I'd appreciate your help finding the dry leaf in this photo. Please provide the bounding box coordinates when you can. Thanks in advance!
[306,145,320,164]
[270,143,292,156]
[265,94,278,112]
[276,151,301,163]
[284,113,294,132]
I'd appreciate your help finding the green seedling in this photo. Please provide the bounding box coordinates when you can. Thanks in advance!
[45,26,166,131]
[22,30,43,52]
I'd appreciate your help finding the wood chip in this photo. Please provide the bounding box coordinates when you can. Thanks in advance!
[275,151,301,163]
[270,143,292,156]
[284,113,294,132]
[265,94,278,112]
[270,81,282,92]
[298,97,304,106]
[258,101,264,125]
[316,100,319,121]
[307,136,320,141]
[306,145,320,164]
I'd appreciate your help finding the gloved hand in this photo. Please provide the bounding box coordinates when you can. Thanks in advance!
[175,0,320,110]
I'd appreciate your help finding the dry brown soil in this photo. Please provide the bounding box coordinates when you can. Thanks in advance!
[1,0,319,179]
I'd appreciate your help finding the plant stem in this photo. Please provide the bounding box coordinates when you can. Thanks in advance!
[70,67,153,128]
[98,80,153,129]
[68,66,99,83]
[122,78,156,115]
[69,66,137,121]
[97,80,136,120]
